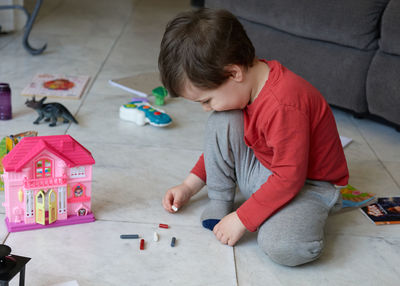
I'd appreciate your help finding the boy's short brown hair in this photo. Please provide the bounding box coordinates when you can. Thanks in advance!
[158,8,255,97]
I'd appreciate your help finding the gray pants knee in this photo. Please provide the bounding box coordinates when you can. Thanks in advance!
[204,110,340,266]
[257,180,340,266]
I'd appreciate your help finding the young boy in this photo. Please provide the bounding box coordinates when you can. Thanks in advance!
[159,8,349,267]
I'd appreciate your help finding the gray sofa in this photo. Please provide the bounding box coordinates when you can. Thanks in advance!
[205,0,400,130]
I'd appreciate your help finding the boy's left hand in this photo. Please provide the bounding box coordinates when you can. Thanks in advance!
[213,211,247,246]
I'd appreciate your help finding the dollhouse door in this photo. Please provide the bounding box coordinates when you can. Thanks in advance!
[48,190,57,224]
[35,191,45,225]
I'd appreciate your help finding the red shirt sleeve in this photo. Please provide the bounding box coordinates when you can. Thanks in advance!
[190,154,206,183]
[237,106,310,232]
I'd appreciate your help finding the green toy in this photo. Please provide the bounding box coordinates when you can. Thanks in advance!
[152,86,168,106]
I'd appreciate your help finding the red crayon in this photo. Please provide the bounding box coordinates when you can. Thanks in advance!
[159,223,169,229]
[140,239,145,250]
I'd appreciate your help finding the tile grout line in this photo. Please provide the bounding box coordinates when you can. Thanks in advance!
[233,246,239,286]
[0,30,22,51]
[94,218,221,234]
[2,232,10,244]
[64,0,138,135]
[350,116,400,191]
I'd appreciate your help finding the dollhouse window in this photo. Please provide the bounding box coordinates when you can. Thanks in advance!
[35,159,52,178]
[78,208,87,216]
[37,192,44,203]
[70,166,85,178]
[58,187,67,214]
[73,184,85,198]
[68,183,90,204]
[25,190,34,217]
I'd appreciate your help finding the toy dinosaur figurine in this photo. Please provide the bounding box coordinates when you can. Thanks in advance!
[25,96,78,127]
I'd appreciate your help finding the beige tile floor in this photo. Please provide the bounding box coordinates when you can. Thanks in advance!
[0,0,400,285]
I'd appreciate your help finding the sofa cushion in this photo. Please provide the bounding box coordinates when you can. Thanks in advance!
[367,51,400,125]
[240,19,373,114]
[206,0,389,50]
[380,0,400,55]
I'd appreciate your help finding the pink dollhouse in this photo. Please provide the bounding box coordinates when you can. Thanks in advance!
[1,135,95,232]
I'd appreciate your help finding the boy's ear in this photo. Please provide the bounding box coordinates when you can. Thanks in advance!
[226,64,244,82]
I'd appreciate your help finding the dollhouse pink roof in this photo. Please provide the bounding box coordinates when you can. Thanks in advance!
[2,135,95,172]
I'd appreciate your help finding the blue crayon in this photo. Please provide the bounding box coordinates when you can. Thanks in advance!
[120,234,139,239]
[171,237,176,247]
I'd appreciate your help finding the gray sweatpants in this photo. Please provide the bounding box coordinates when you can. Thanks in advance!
[204,110,341,266]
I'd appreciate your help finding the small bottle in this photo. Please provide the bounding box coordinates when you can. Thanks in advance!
[0,83,12,120]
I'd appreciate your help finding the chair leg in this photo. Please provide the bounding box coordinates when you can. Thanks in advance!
[0,0,47,55]
[22,0,47,55]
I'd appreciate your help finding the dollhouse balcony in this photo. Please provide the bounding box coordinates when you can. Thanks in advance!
[23,174,67,189]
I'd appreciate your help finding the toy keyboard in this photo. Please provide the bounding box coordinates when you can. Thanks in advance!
[119,101,172,127]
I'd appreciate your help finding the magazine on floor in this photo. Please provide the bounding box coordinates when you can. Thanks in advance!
[360,197,400,225]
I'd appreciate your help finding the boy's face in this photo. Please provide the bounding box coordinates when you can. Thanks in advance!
[183,77,250,112]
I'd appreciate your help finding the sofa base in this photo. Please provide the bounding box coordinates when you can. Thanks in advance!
[332,105,400,132]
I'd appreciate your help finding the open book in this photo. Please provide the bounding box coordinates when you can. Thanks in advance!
[21,74,90,99]
[340,136,352,148]
[109,72,161,97]
[340,184,376,208]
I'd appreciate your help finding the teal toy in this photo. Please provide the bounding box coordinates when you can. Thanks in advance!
[152,86,168,106]
[119,101,172,127]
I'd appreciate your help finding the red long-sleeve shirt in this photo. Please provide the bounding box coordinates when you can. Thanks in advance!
[191,60,349,232]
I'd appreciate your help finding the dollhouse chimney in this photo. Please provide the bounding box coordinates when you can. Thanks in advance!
[57,161,67,177]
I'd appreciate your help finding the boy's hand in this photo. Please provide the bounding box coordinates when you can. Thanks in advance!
[162,184,193,213]
[213,211,247,246]
[162,173,206,213]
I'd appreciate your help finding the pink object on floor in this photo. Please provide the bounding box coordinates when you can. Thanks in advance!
[1,135,96,232]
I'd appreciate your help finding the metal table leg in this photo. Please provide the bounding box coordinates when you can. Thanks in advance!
[0,0,47,55]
